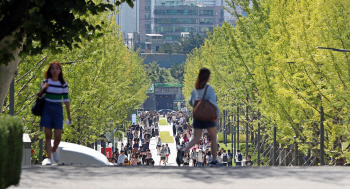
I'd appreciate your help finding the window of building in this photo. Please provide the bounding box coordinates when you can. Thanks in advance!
[199,18,213,24]
[145,3,151,10]
[154,27,198,33]
[154,10,198,15]
[145,12,151,19]
[199,10,213,16]
[163,35,179,41]
[154,18,197,24]
[199,27,213,33]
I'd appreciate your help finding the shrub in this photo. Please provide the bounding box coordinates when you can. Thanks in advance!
[0,114,23,189]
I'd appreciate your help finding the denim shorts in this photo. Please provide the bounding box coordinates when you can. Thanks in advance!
[193,119,216,129]
[40,101,63,130]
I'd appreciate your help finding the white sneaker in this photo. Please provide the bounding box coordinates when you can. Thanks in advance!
[52,151,59,163]
[46,158,52,165]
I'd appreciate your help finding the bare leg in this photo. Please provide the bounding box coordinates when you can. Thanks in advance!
[52,129,62,152]
[207,127,217,160]
[44,128,53,159]
[183,128,202,152]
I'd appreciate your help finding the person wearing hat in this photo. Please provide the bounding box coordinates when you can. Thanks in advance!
[117,150,127,165]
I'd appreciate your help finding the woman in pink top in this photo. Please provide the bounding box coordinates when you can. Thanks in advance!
[183,134,188,143]
[131,154,139,166]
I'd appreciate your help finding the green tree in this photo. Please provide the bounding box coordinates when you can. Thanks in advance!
[170,63,185,83]
[3,10,149,162]
[144,62,178,83]
[0,0,134,112]
[184,0,350,164]
[158,32,208,54]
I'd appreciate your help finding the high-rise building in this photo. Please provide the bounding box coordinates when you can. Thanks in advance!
[153,3,224,43]
[115,1,140,40]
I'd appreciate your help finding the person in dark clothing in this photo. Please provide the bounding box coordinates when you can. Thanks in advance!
[176,147,184,166]
[175,134,180,146]
[173,122,176,136]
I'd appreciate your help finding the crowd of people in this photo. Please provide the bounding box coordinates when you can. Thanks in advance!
[106,109,254,167]
[168,110,254,167]
[108,111,172,166]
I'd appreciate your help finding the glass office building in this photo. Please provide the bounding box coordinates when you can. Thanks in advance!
[153,4,224,43]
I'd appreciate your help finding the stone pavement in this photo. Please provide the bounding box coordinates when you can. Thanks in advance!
[12,166,350,189]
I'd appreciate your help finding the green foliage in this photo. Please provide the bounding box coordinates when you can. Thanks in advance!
[158,32,207,54]
[0,115,23,189]
[170,63,185,83]
[0,0,134,65]
[183,0,350,163]
[144,61,179,83]
[3,10,149,162]
[217,132,247,143]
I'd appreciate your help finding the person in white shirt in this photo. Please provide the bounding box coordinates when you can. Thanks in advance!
[235,150,243,166]
[117,150,127,165]
[197,149,204,167]
[221,150,229,166]
[216,151,223,164]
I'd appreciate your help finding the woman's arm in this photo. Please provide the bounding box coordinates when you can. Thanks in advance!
[188,89,195,107]
[64,101,72,124]
[37,83,49,97]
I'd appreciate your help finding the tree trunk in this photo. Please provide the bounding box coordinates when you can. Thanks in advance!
[0,35,22,112]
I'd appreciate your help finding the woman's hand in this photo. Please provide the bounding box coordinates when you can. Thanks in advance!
[68,114,72,125]
[42,83,49,90]
[37,83,49,97]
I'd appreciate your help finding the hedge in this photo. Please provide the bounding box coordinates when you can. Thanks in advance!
[0,114,23,189]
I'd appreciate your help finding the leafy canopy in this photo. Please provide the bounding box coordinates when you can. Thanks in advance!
[0,0,134,65]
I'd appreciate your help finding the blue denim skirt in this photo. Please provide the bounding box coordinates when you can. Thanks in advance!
[193,119,216,129]
[40,101,63,130]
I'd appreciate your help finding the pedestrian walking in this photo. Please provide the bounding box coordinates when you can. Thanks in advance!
[182,68,220,167]
[160,145,167,166]
[37,62,72,165]
[183,152,190,167]
[191,148,197,167]
[235,150,243,166]
[157,137,162,155]
[245,155,253,166]
[227,150,233,166]
[221,150,228,166]
[117,150,127,165]
[197,149,205,167]
[165,143,171,163]
[130,154,139,166]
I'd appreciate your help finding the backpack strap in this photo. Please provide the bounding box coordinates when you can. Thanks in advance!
[202,85,209,100]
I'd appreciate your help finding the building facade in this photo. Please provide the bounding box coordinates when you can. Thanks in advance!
[153,4,224,43]
[143,83,185,111]
[115,1,140,40]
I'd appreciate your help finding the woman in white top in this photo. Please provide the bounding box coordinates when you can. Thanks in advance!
[37,62,72,165]
[157,137,162,155]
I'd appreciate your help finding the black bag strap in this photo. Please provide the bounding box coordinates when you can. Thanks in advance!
[201,85,209,100]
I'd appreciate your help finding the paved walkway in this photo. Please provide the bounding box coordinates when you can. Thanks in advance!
[150,118,177,166]
[12,166,350,189]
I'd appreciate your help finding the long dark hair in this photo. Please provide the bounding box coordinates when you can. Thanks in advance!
[195,68,210,89]
[45,62,65,85]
